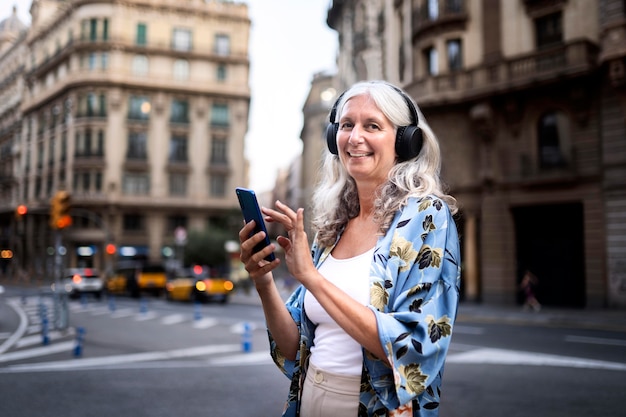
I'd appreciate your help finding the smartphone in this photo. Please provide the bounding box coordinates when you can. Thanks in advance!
[235,187,276,262]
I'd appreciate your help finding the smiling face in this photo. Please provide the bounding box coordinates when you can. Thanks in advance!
[336,94,397,188]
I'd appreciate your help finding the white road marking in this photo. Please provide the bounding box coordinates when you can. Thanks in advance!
[192,317,218,329]
[0,341,76,364]
[0,344,241,373]
[208,351,274,366]
[135,311,158,321]
[161,314,187,325]
[564,335,626,347]
[15,329,75,349]
[110,308,135,318]
[0,299,28,355]
[446,347,626,371]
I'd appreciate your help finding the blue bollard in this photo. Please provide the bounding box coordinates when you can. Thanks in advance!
[193,301,202,321]
[41,317,50,346]
[73,327,86,357]
[81,293,88,308]
[139,297,148,315]
[40,303,49,346]
[241,322,252,353]
[108,295,116,312]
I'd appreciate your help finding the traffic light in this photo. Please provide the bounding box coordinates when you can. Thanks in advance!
[15,204,27,220]
[105,243,116,256]
[50,191,72,229]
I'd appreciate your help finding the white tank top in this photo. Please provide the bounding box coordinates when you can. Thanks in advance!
[304,247,374,376]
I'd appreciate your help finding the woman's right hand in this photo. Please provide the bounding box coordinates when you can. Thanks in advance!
[238,220,280,285]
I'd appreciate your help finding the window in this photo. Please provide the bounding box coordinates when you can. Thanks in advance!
[82,172,91,191]
[61,132,67,161]
[173,59,189,81]
[210,137,228,164]
[75,129,92,157]
[90,18,98,41]
[89,53,97,70]
[127,131,147,160]
[169,135,188,162]
[128,95,151,120]
[172,28,192,51]
[217,64,227,81]
[169,173,187,196]
[123,173,150,195]
[123,214,144,231]
[425,46,439,75]
[428,0,439,20]
[99,94,107,116]
[96,130,104,156]
[170,99,189,124]
[132,55,149,76]
[210,103,229,126]
[136,23,147,46]
[102,19,109,41]
[537,111,569,169]
[95,172,102,192]
[446,39,462,72]
[78,93,106,117]
[215,34,230,55]
[87,93,97,116]
[168,215,188,232]
[535,12,562,49]
[210,174,226,197]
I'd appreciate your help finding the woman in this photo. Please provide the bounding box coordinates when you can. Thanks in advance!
[239,80,460,417]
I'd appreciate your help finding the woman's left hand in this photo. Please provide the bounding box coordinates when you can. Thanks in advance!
[262,201,317,284]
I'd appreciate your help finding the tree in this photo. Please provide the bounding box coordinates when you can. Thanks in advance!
[184,226,232,270]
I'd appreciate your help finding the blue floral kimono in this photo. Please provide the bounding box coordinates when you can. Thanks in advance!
[269,196,461,416]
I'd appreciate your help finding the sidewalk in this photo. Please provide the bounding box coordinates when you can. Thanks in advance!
[230,289,626,333]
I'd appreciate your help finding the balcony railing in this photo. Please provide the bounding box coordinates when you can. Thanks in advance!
[412,0,467,37]
[406,39,599,105]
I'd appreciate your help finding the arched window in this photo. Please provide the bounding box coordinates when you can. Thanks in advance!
[537,111,570,169]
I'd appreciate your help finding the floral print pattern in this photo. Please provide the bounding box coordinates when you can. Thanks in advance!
[268,196,461,416]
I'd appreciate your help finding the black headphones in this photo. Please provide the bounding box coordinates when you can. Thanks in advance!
[325,84,423,161]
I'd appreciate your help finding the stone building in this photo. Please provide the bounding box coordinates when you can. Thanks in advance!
[0,0,250,279]
[324,0,626,308]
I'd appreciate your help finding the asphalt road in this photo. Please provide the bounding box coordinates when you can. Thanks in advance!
[1,288,625,417]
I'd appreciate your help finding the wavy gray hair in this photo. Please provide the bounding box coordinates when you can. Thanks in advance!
[311,80,457,247]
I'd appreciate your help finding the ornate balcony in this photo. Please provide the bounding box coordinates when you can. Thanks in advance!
[406,39,599,106]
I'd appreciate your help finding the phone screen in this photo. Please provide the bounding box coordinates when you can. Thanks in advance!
[235,187,276,262]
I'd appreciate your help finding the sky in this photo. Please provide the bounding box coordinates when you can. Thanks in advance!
[0,0,338,193]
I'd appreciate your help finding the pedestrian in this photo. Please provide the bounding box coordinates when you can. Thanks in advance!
[520,270,541,312]
[239,80,461,417]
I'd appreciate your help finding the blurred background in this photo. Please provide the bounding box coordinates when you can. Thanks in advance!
[0,0,625,312]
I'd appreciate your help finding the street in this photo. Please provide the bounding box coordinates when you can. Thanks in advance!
[0,287,625,417]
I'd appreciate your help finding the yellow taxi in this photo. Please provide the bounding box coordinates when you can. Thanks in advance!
[166,265,234,304]
[107,261,168,298]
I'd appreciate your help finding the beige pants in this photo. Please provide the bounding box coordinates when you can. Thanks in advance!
[300,362,361,417]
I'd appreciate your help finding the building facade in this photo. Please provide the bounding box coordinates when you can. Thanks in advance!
[0,0,250,280]
[324,0,626,308]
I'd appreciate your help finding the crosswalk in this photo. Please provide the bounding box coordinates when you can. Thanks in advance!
[0,295,268,371]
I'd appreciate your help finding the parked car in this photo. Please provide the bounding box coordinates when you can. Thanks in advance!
[106,261,167,298]
[166,266,233,304]
[62,268,104,299]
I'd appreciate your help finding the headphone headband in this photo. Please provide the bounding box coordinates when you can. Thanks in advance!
[325,83,423,161]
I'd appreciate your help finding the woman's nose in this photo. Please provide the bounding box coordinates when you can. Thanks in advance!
[348,125,364,145]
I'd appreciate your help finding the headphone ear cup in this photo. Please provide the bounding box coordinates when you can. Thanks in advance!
[395,126,423,161]
[326,123,339,155]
